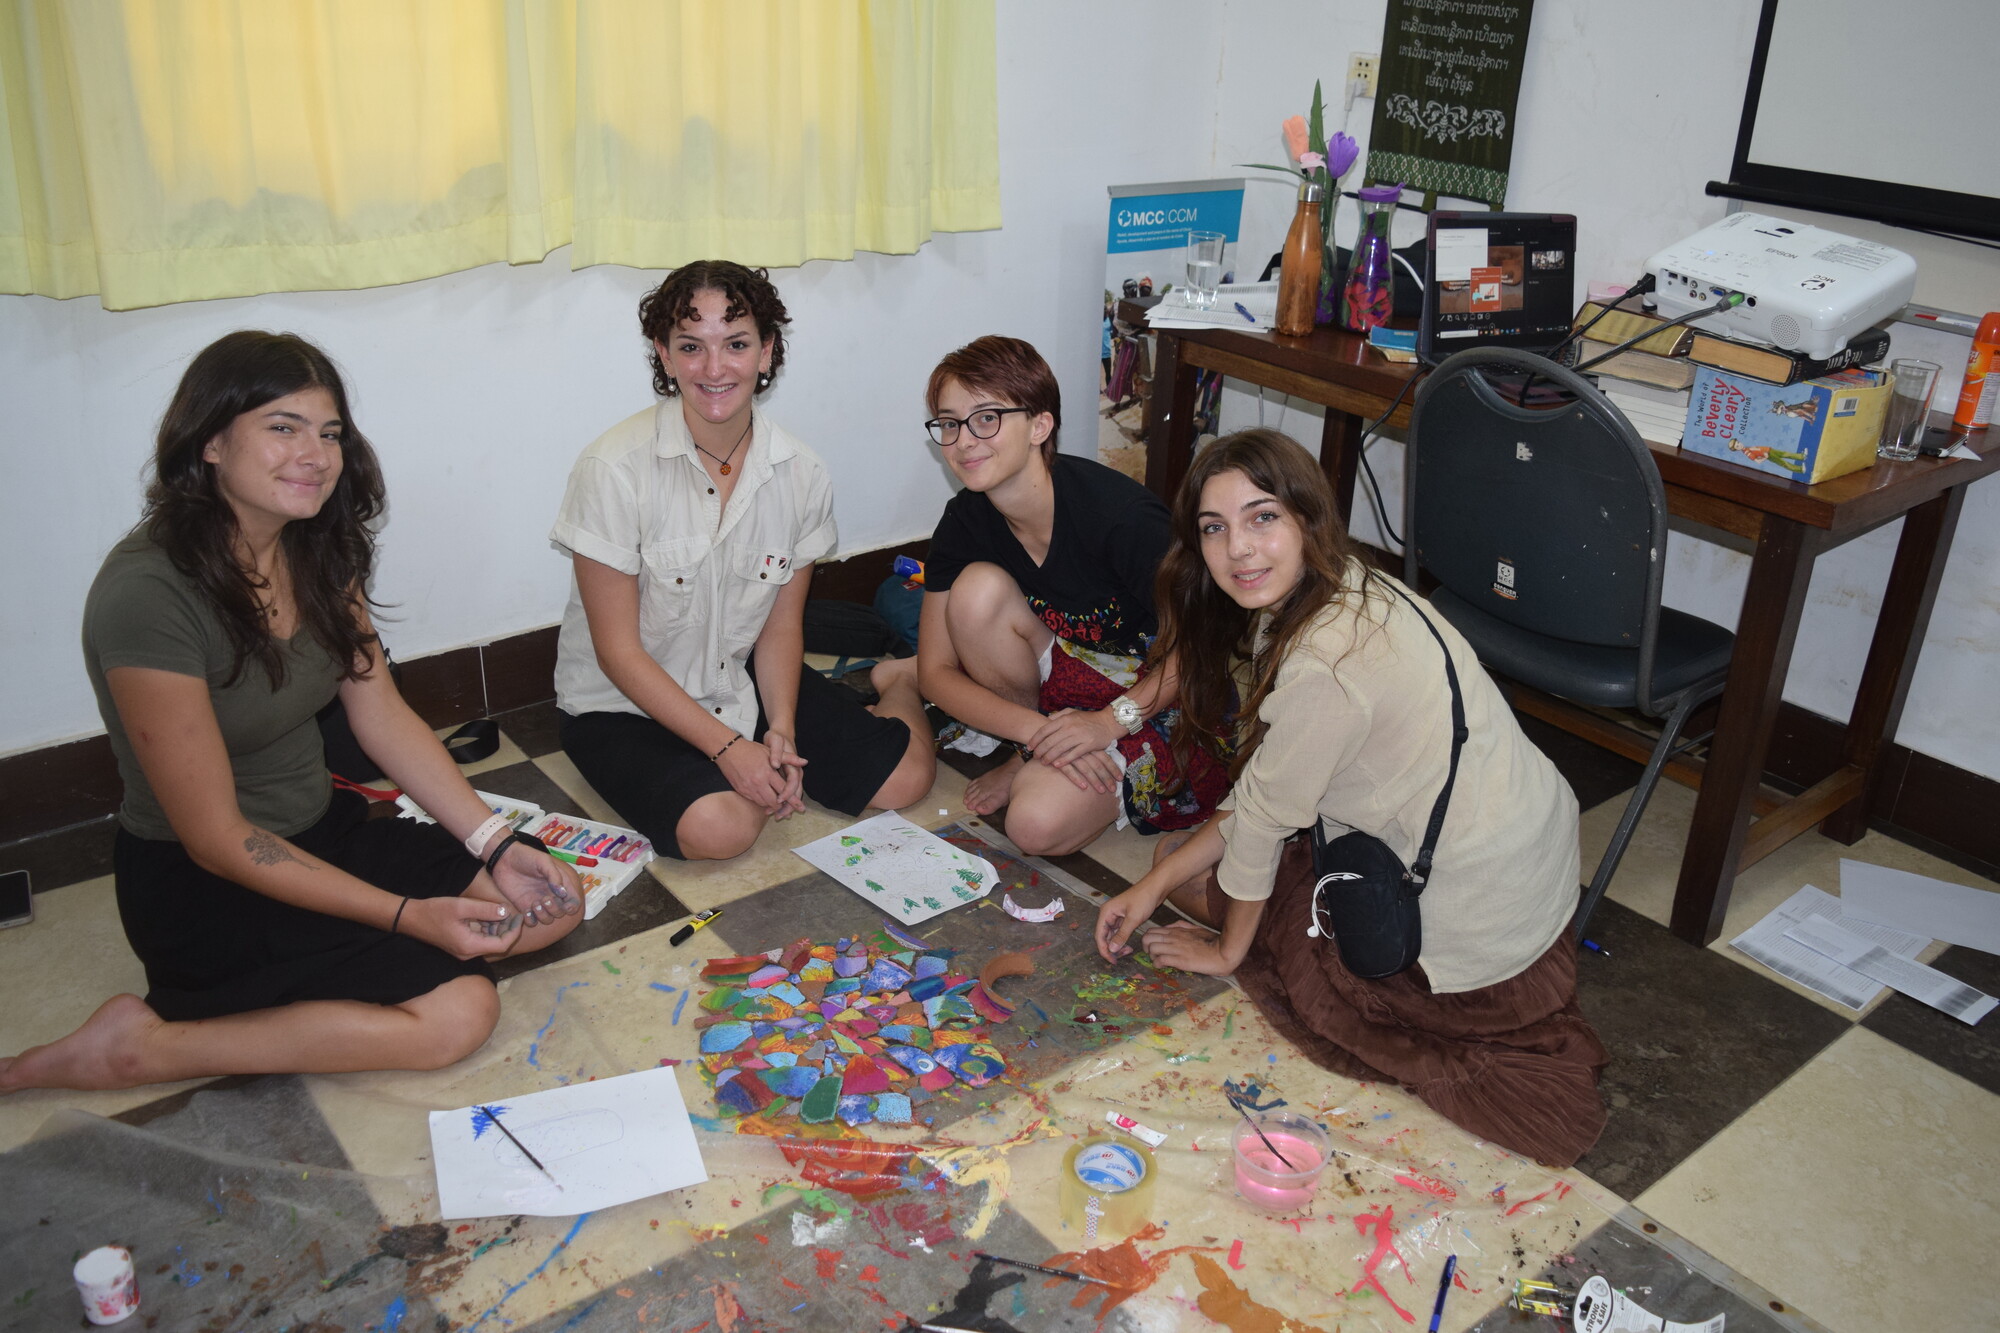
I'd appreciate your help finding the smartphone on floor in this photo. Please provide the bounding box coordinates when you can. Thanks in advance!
[0,869,32,929]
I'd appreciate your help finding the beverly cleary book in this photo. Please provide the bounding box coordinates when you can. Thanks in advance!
[1680,365,1890,484]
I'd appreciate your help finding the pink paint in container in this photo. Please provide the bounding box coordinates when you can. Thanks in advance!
[1231,1111,1331,1213]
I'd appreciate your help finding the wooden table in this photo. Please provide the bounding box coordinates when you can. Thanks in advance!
[1132,308,2000,945]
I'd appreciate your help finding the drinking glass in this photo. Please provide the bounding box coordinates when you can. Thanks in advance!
[1185,230,1226,309]
[1879,359,1941,461]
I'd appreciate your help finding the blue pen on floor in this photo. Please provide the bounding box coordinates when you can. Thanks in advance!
[1428,1254,1457,1332]
[1234,302,1257,324]
[1582,939,1610,956]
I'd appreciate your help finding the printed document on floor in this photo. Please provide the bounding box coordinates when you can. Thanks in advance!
[1784,916,1996,1025]
[1729,884,1928,1010]
[1838,858,2000,956]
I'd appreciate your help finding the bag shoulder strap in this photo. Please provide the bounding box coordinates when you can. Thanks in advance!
[1381,582,1467,889]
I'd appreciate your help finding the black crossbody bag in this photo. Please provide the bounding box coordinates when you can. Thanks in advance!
[1303,585,1467,979]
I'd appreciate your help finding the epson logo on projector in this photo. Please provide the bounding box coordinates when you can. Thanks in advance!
[1118,207,1201,227]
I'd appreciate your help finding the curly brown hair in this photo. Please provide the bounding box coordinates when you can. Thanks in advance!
[144,331,385,688]
[638,261,791,397]
[1149,428,1381,778]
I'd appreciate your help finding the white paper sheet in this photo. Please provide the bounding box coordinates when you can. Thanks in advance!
[1784,916,1996,1025]
[1728,884,1928,1010]
[1838,858,2000,956]
[428,1066,707,1219]
[792,811,996,925]
[1146,282,1279,330]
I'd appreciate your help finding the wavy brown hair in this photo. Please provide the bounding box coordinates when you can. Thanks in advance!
[144,331,385,688]
[1150,429,1380,777]
[639,260,791,397]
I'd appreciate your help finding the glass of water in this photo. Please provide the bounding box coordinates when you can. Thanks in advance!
[1878,359,1941,461]
[1185,230,1226,309]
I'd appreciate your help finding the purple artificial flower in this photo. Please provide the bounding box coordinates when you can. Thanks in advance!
[1324,132,1360,180]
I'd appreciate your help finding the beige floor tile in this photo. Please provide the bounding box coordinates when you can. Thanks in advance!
[1581,781,1988,1017]
[440,726,531,780]
[0,876,209,1152]
[1635,1027,2000,1333]
[1080,819,1159,886]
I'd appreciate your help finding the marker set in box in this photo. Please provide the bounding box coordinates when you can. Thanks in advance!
[522,813,653,919]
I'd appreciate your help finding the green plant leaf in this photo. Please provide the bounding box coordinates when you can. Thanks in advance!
[1308,80,1327,157]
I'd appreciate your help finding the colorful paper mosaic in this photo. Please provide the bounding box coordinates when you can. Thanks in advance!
[695,931,1012,1127]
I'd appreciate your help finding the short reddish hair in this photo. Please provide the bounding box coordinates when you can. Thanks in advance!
[925,336,1061,462]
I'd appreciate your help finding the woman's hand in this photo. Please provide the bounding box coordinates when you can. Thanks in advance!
[761,729,809,820]
[1028,707,1125,771]
[485,835,584,927]
[717,736,793,816]
[1053,747,1123,796]
[399,895,525,961]
[1139,921,1238,976]
[1095,881,1165,964]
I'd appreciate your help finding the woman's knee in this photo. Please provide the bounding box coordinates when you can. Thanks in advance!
[1003,787,1104,857]
[675,793,765,861]
[404,976,500,1069]
[942,563,1030,636]
[871,736,937,812]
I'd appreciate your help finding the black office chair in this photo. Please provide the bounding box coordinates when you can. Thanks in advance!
[1403,347,1735,939]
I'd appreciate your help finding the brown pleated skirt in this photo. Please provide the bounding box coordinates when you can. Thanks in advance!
[1210,836,1608,1167]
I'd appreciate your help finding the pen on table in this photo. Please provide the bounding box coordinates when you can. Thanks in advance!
[971,1251,1110,1287]
[477,1105,561,1191]
[1428,1253,1456,1332]
[1581,938,1610,956]
[670,907,722,947]
[544,848,598,867]
[1234,302,1258,324]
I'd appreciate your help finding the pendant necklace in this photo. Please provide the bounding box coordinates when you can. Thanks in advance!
[692,413,754,477]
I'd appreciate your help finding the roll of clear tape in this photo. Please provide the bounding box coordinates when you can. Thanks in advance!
[1059,1137,1156,1244]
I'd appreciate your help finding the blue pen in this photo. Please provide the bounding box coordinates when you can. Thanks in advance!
[1234,302,1257,324]
[1582,938,1610,956]
[1428,1254,1456,1332]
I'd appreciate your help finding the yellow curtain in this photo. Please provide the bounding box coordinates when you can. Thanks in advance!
[0,0,999,310]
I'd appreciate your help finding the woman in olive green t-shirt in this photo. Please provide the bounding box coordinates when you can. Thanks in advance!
[1,332,584,1095]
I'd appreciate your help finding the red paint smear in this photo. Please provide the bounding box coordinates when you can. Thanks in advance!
[781,1278,806,1292]
[1347,1205,1417,1325]
[859,1264,882,1282]
[1227,1238,1245,1270]
[814,1249,841,1280]
[1502,1180,1572,1217]
[1394,1172,1458,1202]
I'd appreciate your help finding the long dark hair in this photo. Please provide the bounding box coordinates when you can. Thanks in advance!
[143,331,385,687]
[638,260,791,397]
[1150,429,1380,777]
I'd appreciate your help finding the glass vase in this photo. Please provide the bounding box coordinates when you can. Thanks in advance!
[1339,184,1401,334]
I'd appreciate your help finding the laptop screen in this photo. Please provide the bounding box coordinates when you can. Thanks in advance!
[1419,211,1577,365]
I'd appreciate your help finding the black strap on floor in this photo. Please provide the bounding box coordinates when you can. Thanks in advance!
[443,718,502,765]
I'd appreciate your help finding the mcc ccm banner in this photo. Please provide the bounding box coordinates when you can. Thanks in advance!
[1366,0,1537,207]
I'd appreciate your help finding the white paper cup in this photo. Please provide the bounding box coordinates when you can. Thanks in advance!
[73,1245,139,1325]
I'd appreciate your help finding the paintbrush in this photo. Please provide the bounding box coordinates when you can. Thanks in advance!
[1225,1092,1298,1171]
[972,1251,1110,1287]
[477,1105,562,1191]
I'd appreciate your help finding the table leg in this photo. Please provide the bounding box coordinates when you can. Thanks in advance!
[1143,330,1194,503]
[1319,408,1363,530]
[1819,486,1968,844]
[1670,516,1819,945]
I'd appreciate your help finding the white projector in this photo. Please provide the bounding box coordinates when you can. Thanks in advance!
[1645,212,1915,360]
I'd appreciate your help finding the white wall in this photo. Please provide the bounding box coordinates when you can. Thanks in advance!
[3,0,1996,785]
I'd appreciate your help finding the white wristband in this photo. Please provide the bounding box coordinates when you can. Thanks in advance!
[465,813,510,859]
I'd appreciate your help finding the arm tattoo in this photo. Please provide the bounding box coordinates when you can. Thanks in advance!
[243,828,301,868]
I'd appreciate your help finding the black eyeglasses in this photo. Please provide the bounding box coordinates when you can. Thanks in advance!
[924,406,1033,447]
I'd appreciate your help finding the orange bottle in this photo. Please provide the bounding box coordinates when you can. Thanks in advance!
[1274,178,1325,337]
[1952,312,2000,430]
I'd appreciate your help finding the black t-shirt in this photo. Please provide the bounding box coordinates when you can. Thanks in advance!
[926,454,1170,657]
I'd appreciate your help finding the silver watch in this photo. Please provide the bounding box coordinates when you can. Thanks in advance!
[1109,693,1144,735]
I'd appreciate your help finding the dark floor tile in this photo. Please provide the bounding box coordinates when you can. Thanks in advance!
[1861,943,2000,1095]
[111,1073,353,1170]
[493,699,567,759]
[1572,899,1852,1198]
[0,815,117,893]
[1513,710,1647,812]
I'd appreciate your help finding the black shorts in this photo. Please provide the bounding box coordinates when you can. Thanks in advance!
[114,788,492,1022]
[560,663,911,859]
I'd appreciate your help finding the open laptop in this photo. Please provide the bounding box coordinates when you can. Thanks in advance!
[1418,211,1577,366]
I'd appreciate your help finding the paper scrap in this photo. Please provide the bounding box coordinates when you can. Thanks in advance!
[1001,892,1065,923]
[428,1066,706,1219]
[1839,858,2000,956]
[792,812,996,925]
[1728,885,1927,1010]
[1784,917,1995,1025]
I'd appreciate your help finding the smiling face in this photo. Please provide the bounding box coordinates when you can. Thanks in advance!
[1197,468,1305,610]
[201,387,345,537]
[929,376,1053,495]
[657,288,773,434]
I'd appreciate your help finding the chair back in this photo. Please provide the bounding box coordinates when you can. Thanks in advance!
[1404,348,1668,682]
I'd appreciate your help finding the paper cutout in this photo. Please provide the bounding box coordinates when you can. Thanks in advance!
[1001,891,1065,922]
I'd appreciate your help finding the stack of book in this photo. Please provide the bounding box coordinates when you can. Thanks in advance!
[1567,299,1895,451]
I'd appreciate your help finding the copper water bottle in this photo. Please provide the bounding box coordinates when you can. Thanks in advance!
[1274,178,1324,337]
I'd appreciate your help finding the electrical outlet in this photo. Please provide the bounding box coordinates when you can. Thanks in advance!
[1348,52,1379,100]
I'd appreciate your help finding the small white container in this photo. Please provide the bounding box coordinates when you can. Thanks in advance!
[73,1245,139,1325]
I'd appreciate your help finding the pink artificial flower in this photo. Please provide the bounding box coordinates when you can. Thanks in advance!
[1325,132,1360,179]
[1299,151,1325,171]
[1282,115,1309,162]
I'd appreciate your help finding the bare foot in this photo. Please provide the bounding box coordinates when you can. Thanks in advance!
[964,752,1024,816]
[0,994,161,1093]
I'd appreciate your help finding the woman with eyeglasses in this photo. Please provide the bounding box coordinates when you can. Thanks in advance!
[915,336,1227,856]
[551,261,934,862]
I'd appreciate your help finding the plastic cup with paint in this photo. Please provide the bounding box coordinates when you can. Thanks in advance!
[73,1245,139,1325]
[1231,1111,1331,1213]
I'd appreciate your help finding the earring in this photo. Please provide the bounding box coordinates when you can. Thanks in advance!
[756,371,772,391]
[663,376,679,397]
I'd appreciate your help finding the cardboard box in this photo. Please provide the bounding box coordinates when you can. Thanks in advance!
[1680,365,1890,484]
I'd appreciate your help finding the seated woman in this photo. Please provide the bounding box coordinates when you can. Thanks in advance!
[916,336,1226,856]
[1,332,583,1094]
[1093,429,1606,1166]
[553,261,934,861]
